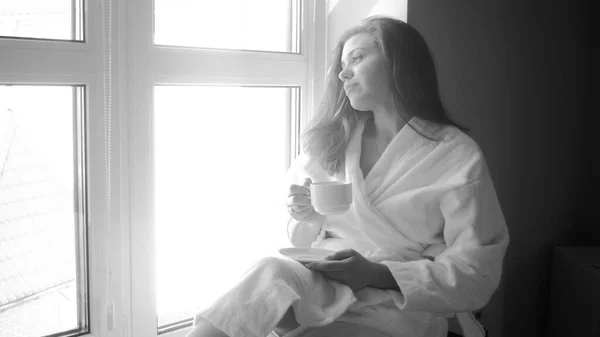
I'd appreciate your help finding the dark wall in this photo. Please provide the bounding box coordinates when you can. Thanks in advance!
[576,2,599,246]
[408,0,595,336]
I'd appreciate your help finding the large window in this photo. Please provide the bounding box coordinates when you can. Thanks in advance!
[135,1,312,334]
[0,1,89,336]
[0,0,84,41]
[154,85,297,329]
[0,85,88,337]
[0,1,323,336]
[154,0,300,53]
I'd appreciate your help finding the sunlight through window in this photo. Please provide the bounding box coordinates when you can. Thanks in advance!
[154,85,295,327]
[0,0,82,41]
[0,85,87,337]
[154,0,298,52]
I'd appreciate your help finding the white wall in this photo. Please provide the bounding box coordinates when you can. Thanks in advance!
[327,0,407,52]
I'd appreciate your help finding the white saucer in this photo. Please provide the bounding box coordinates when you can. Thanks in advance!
[278,247,336,263]
[314,203,352,215]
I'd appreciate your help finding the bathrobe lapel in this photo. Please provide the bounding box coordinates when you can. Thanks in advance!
[342,118,424,260]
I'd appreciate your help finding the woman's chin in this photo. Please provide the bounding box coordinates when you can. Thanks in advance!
[348,99,370,112]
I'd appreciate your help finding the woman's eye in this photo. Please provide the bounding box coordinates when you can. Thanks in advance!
[352,55,362,63]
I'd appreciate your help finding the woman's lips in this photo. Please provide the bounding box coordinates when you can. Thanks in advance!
[344,83,358,94]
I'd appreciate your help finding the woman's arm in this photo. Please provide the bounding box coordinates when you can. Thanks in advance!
[381,175,509,313]
[304,249,402,292]
[368,262,401,291]
[287,217,323,247]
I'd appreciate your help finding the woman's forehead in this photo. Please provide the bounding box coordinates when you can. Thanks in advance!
[342,33,376,55]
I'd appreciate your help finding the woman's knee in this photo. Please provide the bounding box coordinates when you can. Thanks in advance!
[250,256,300,281]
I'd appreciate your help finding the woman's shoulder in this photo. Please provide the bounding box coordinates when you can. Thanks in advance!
[420,120,487,183]
[439,124,482,155]
[444,126,489,183]
[412,117,483,156]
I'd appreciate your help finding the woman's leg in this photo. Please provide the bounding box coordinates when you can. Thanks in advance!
[300,322,391,337]
[186,320,392,337]
[185,320,229,337]
[186,307,298,337]
[188,257,354,337]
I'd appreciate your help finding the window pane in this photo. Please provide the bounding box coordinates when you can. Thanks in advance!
[0,0,83,41]
[0,85,88,337]
[155,0,300,53]
[154,85,294,329]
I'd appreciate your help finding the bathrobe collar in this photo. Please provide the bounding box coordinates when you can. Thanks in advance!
[345,116,417,194]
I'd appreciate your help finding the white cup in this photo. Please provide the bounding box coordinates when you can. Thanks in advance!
[310,181,352,215]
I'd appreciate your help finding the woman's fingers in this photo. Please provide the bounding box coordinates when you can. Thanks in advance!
[286,194,312,217]
[324,249,357,260]
[305,259,349,272]
[288,184,310,197]
[289,205,314,221]
[288,204,310,213]
[287,178,316,220]
[286,195,311,207]
[303,177,312,187]
[289,178,313,196]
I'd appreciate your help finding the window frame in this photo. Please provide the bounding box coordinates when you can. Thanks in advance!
[0,0,328,336]
[127,1,326,336]
[0,1,119,337]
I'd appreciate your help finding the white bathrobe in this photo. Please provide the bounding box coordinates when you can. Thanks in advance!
[195,117,509,337]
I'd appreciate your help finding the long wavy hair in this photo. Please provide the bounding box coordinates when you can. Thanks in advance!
[302,16,468,175]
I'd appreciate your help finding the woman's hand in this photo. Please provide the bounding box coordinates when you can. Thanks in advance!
[303,249,381,292]
[287,178,323,223]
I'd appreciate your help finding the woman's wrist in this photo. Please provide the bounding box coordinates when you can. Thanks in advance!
[287,217,324,247]
[369,262,401,292]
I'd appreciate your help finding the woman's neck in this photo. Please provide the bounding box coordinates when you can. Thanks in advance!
[371,108,407,143]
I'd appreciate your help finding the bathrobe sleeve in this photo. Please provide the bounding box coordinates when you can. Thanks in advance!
[381,164,509,313]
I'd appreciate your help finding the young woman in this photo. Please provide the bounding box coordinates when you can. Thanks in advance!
[187,16,509,337]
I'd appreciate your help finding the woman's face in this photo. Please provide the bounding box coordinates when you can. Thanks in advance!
[338,33,394,112]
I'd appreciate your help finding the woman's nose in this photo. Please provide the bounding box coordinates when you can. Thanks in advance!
[338,66,352,82]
